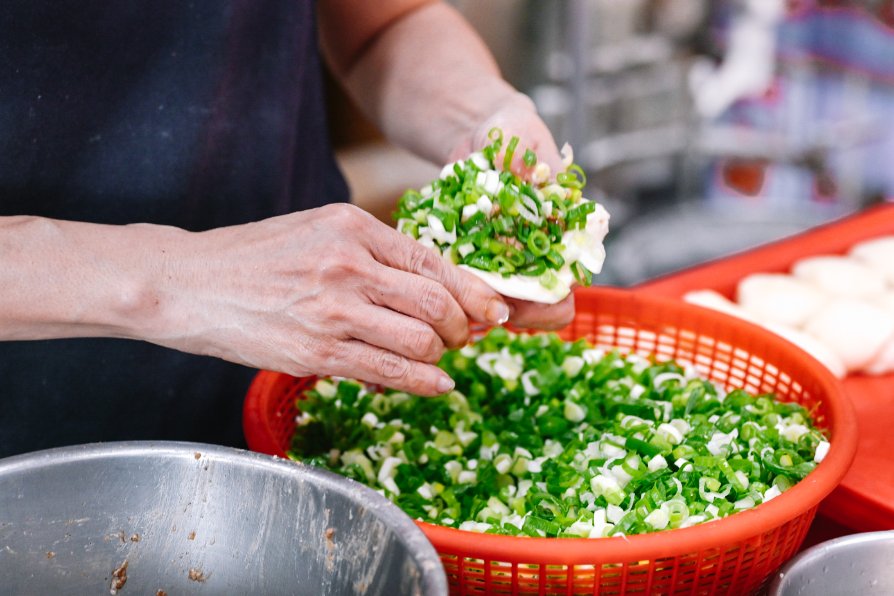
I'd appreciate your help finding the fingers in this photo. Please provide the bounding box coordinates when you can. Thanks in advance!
[499,134,562,181]
[506,292,576,331]
[366,266,470,348]
[323,339,455,397]
[349,304,446,363]
[478,99,564,179]
[367,228,511,326]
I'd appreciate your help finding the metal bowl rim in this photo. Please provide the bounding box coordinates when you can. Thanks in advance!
[768,530,894,594]
[0,440,448,595]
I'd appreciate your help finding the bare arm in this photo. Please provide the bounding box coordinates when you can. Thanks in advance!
[318,0,563,173]
[319,0,572,323]
[0,2,575,396]
[0,216,170,341]
[0,206,517,395]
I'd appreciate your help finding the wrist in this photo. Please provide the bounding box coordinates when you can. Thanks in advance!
[0,217,189,341]
[106,223,194,343]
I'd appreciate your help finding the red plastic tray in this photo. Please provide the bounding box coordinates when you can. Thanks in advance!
[636,202,894,531]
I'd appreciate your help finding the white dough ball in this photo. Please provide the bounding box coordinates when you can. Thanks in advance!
[864,338,894,376]
[736,273,827,328]
[803,298,894,372]
[791,255,886,298]
[873,292,894,315]
[683,289,760,323]
[762,322,847,379]
[849,236,894,286]
[458,265,571,304]
[684,289,846,377]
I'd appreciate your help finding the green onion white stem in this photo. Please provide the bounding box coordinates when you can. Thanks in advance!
[289,329,828,538]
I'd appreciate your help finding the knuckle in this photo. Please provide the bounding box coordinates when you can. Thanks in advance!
[418,283,451,324]
[559,297,576,326]
[447,325,470,349]
[374,351,411,380]
[325,303,350,326]
[406,243,439,278]
[404,327,443,362]
[545,304,575,330]
[312,336,339,360]
[291,335,341,375]
[320,247,363,279]
[323,203,362,230]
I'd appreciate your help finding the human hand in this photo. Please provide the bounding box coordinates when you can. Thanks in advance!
[448,91,565,182]
[150,204,517,396]
[446,92,576,329]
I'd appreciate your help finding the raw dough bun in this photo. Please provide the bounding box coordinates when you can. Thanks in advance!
[873,292,894,315]
[761,322,847,379]
[791,255,886,298]
[454,203,609,305]
[684,290,846,378]
[849,236,894,286]
[864,338,894,376]
[684,290,760,323]
[803,298,894,372]
[459,265,572,304]
[736,273,827,328]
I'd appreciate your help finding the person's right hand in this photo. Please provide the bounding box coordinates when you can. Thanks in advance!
[147,203,516,396]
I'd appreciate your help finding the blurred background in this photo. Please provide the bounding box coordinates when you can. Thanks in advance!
[328,0,894,286]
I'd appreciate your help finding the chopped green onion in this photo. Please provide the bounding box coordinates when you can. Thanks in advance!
[288,329,827,538]
[393,128,607,293]
[503,135,520,172]
[523,148,537,167]
[526,230,551,256]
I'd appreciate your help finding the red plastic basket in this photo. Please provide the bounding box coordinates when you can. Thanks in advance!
[243,287,857,595]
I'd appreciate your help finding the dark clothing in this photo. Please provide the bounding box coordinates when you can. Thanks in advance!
[0,1,348,457]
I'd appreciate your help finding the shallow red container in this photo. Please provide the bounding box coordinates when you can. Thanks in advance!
[637,202,894,532]
[244,287,856,595]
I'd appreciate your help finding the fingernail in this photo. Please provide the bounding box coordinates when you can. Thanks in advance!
[486,298,510,325]
[436,375,455,394]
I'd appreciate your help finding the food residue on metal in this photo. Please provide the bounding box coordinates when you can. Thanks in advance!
[45,551,55,559]
[324,527,336,572]
[130,533,140,542]
[156,591,167,596]
[188,568,208,582]
[194,451,201,460]
[110,559,128,594]
[187,531,196,541]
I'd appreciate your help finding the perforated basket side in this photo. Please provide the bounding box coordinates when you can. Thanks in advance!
[243,373,316,457]
[429,510,815,594]
[242,287,857,595]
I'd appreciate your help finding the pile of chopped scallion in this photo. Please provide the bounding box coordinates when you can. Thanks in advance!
[288,328,829,538]
[393,128,604,290]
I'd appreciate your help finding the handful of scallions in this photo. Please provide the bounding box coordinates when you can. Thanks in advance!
[394,129,609,304]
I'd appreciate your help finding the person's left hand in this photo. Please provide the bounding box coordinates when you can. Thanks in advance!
[447,92,575,331]
[448,91,565,183]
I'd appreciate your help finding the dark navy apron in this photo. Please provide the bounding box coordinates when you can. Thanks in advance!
[0,0,348,456]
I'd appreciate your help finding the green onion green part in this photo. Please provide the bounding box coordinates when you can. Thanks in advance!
[394,128,605,293]
[289,329,829,538]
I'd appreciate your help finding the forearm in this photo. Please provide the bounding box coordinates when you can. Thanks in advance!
[0,215,178,341]
[333,2,531,165]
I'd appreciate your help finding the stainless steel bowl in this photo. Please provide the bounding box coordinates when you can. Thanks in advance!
[0,442,447,595]
[768,531,894,595]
